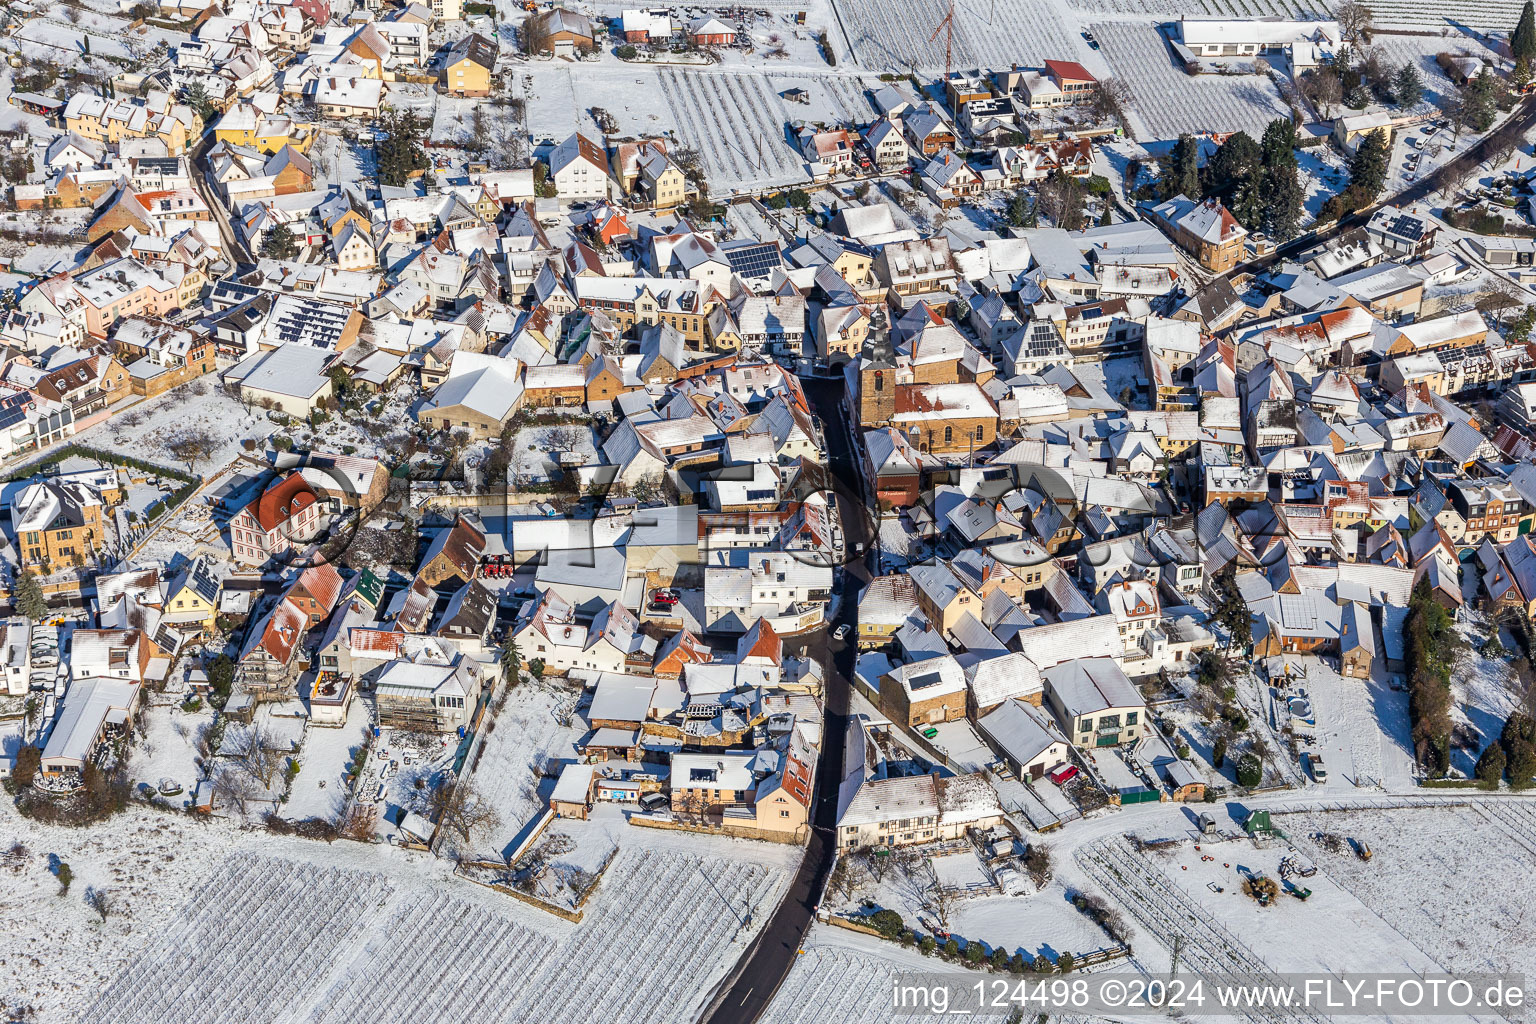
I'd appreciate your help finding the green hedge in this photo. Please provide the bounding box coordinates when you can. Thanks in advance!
[5,443,196,485]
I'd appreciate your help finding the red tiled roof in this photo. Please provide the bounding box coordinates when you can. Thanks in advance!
[737,617,783,665]
[1044,59,1095,84]
[288,562,343,613]
[249,474,318,533]
[256,598,306,664]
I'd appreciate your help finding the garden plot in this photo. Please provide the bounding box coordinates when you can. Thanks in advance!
[1368,33,1500,111]
[283,698,373,823]
[834,0,1078,73]
[1278,804,1536,980]
[1089,830,1458,982]
[126,703,214,807]
[768,71,875,126]
[76,381,259,477]
[463,681,585,860]
[657,68,810,194]
[510,423,598,486]
[1449,640,1518,777]
[1090,21,1292,140]
[14,19,134,61]
[85,853,396,1024]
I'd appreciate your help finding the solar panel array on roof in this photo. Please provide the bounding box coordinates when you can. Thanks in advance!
[1387,215,1425,241]
[909,670,944,690]
[724,241,783,278]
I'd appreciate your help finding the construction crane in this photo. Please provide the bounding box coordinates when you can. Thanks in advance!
[928,0,956,80]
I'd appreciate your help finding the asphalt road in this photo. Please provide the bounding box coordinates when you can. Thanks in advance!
[1222,94,1536,282]
[699,376,872,1024]
[189,130,254,263]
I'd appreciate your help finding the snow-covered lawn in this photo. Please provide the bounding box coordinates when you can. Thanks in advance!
[465,680,585,860]
[511,423,597,485]
[13,19,133,61]
[283,699,373,823]
[125,703,213,807]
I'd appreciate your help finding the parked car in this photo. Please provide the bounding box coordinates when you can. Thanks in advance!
[833,623,850,640]
[1306,752,1327,783]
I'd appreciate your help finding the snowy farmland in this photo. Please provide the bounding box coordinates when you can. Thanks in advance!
[313,846,787,1024]
[763,937,1012,1024]
[82,843,790,1024]
[834,0,1080,73]
[656,68,813,194]
[1361,0,1529,30]
[1090,21,1293,141]
[1067,0,1325,15]
[1279,803,1536,981]
[86,855,397,1024]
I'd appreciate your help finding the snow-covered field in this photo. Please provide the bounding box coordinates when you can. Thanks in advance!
[86,853,398,1024]
[1362,0,1528,30]
[834,0,1079,73]
[656,68,811,194]
[4,794,797,1024]
[309,844,786,1024]
[12,19,134,61]
[1091,21,1293,140]
[763,931,1012,1024]
[0,809,242,1021]
[1279,803,1536,979]
[86,840,788,1024]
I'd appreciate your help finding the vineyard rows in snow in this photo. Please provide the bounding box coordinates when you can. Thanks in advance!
[833,0,1077,72]
[1091,21,1292,139]
[86,854,395,1024]
[1361,0,1526,30]
[657,68,811,194]
[308,889,552,1024]
[764,946,1012,1024]
[316,846,782,1024]
[86,846,786,1024]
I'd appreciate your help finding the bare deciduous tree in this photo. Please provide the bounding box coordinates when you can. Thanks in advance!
[1336,0,1372,43]
[235,725,288,788]
[428,778,502,846]
[210,764,260,816]
[165,426,218,474]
